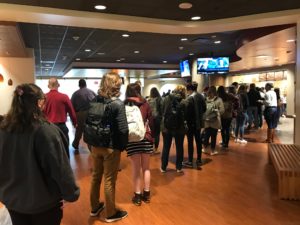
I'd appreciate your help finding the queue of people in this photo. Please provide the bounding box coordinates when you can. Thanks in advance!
[0,75,286,225]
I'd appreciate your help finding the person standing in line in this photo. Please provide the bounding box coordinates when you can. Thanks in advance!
[44,78,77,158]
[234,85,249,144]
[0,84,80,225]
[256,87,265,128]
[259,83,277,143]
[71,79,97,151]
[217,86,236,149]
[147,87,163,154]
[228,85,239,137]
[202,86,224,155]
[274,88,282,131]
[89,73,129,223]
[246,83,260,129]
[125,83,154,206]
[161,85,187,173]
[182,82,206,168]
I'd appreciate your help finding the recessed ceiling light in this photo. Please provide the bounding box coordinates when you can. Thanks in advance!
[211,35,217,38]
[85,49,91,52]
[116,59,121,62]
[189,53,194,56]
[122,34,130,38]
[97,52,105,55]
[181,38,188,41]
[255,55,268,58]
[179,2,193,9]
[179,46,184,50]
[191,16,201,21]
[134,50,140,54]
[286,39,295,43]
[75,58,81,61]
[45,68,49,71]
[72,36,80,41]
[214,40,221,44]
[163,61,167,63]
[94,5,106,10]
[120,58,125,60]
[45,64,50,67]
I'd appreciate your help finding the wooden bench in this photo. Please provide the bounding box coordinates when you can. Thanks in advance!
[268,144,300,200]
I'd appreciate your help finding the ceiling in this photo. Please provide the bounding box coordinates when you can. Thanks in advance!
[2,0,300,21]
[0,1,299,78]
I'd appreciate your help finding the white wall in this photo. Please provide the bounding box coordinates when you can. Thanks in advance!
[144,78,186,97]
[0,56,35,115]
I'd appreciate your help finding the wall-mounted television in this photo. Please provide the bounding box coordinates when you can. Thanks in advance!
[179,59,191,77]
[197,57,229,74]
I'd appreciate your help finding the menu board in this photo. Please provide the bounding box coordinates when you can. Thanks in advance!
[259,73,267,81]
[266,72,275,81]
[275,71,284,81]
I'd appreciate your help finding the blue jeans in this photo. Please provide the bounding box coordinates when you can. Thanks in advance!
[235,113,246,139]
[161,132,184,170]
[264,107,277,129]
[247,106,259,128]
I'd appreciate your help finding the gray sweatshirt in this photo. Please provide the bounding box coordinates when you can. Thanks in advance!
[0,122,80,214]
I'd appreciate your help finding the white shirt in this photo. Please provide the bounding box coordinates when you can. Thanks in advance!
[264,90,277,107]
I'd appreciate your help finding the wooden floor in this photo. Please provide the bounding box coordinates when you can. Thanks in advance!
[61,125,300,225]
[1,122,300,225]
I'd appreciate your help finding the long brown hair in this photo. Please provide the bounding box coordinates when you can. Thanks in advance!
[1,83,46,132]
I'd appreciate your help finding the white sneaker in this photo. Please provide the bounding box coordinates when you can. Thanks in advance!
[210,151,218,156]
[202,148,209,154]
[239,139,247,144]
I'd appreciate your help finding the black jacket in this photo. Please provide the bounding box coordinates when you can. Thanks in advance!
[0,122,80,214]
[161,93,186,133]
[96,96,128,150]
[185,92,206,129]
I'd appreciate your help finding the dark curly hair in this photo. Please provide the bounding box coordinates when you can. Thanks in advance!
[1,83,46,132]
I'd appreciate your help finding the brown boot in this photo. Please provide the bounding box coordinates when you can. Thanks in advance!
[264,129,271,143]
[271,129,275,143]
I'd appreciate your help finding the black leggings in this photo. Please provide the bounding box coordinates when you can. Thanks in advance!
[8,205,62,225]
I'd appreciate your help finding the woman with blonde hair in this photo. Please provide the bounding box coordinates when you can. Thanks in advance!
[161,85,187,173]
[89,73,129,222]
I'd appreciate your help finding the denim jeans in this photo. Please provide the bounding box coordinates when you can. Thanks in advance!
[264,107,277,129]
[186,127,202,162]
[247,106,259,128]
[235,113,246,139]
[161,131,184,170]
[90,147,121,218]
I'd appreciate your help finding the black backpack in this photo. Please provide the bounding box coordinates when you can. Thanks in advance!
[164,95,181,130]
[83,97,113,147]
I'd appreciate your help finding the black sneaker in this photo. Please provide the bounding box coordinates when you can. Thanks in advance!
[90,202,105,217]
[105,210,128,223]
[182,161,193,168]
